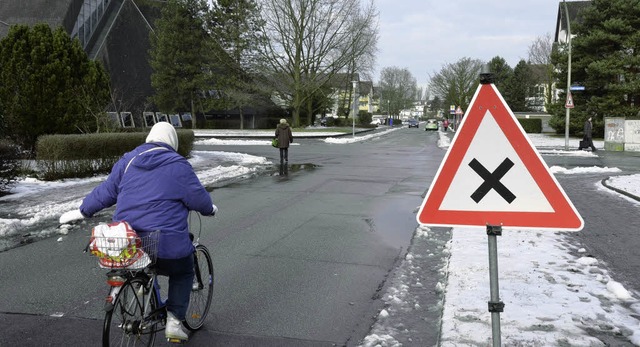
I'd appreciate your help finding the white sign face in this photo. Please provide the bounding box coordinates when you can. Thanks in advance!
[439,110,553,213]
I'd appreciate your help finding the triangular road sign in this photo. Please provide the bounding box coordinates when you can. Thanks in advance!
[565,92,574,108]
[417,83,583,231]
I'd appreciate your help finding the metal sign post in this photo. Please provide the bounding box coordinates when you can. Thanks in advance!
[455,106,463,131]
[352,80,358,137]
[487,224,504,347]
[563,0,572,150]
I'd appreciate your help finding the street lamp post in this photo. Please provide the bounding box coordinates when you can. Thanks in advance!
[563,0,572,150]
[352,80,358,137]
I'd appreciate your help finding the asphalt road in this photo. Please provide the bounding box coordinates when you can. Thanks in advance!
[0,127,447,346]
[544,149,640,300]
[1,127,639,346]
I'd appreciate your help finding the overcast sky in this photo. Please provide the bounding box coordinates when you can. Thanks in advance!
[374,0,562,93]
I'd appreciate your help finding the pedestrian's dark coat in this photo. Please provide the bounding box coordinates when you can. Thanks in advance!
[583,119,593,139]
[275,122,293,148]
[579,117,597,151]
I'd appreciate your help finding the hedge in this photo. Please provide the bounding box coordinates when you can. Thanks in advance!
[36,130,194,180]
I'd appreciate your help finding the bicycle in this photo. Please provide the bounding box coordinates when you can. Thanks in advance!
[86,213,214,346]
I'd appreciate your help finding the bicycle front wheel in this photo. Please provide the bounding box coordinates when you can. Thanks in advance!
[184,245,214,330]
[103,278,158,347]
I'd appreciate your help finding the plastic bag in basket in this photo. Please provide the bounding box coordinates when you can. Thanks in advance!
[90,221,149,269]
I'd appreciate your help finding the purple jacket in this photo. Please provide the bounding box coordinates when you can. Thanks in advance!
[80,142,214,259]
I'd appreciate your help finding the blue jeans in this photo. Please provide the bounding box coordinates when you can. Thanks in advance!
[155,255,194,320]
[279,147,288,162]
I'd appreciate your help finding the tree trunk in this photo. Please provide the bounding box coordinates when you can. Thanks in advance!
[292,108,300,128]
[306,99,313,126]
[292,91,301,127]
[190,97,196,129]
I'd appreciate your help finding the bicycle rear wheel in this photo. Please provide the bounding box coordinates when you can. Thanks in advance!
[184,245,214,330]
[103,278,158,346]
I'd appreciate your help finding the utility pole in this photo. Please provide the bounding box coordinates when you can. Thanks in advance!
[563,0,572,150]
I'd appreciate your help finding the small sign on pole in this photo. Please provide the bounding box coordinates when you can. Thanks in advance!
[565,92,574,109]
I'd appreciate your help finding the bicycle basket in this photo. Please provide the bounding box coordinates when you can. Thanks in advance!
[89,222,158,269]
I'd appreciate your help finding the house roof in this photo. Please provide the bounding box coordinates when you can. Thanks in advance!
[554,1,591,43]
[0,0,78,38]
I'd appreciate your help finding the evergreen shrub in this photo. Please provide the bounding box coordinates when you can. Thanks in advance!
[357,111,372,125]
[0,140,21,195]
[517,118,542,133]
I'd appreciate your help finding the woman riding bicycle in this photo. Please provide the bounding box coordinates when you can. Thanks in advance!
[61,122,217,342]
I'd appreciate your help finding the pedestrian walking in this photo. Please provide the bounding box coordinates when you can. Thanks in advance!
[578,117,597,151]
[275,118,293,163]
[443,119,449,131]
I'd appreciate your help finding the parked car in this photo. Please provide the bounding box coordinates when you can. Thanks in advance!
[424,118,438,131]
[407,118,419,128]
[370,118,383,125]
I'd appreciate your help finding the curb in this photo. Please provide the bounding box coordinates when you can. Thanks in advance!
[601,177,640,202]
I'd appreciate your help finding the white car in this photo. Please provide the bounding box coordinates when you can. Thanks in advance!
[370,119,383,125]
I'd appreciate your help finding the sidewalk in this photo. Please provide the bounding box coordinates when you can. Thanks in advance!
[193,127,377,138]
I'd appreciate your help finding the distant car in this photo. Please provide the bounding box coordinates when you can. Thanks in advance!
[370,119,383,125]
[407,118,419,128]
[424,118,438,131]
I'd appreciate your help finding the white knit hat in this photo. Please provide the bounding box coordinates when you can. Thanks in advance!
[146,122,178,151]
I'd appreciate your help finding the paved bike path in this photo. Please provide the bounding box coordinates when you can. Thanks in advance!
[0,312,333,346]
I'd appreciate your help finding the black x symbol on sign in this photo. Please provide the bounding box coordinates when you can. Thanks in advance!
[469,158,516,204]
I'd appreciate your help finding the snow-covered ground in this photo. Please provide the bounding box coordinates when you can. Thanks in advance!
[2,127,639,346]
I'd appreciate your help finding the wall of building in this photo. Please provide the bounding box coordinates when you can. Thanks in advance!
[604,117,640,152]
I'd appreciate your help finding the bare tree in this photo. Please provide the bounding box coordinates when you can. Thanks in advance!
[378,67,418,117]
[335,3,378,121]
[257,0,378,126]
[429,57,483,113]
[528,32,554,106]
